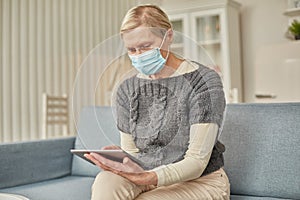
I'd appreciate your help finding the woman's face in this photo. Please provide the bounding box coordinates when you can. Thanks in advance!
[122,27,169,56]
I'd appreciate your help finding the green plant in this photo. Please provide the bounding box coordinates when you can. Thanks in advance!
[288,20,300,38]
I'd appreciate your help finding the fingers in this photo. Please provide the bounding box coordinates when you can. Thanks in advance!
[90,153,108,164]
[85,153,144,174]
[89,153,124,171]
[123,157,144,173]
[84,154,100,166]
[123,157,135,166]
[84,154,109,170]
[85,154,150,185]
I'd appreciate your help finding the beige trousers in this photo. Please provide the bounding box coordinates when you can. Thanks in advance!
[91,168,230,200]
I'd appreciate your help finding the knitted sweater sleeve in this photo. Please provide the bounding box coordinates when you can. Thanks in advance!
[188,67,226,127]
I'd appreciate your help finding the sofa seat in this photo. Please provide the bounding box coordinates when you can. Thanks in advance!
[0,176,94,200]
[231,195,292,200]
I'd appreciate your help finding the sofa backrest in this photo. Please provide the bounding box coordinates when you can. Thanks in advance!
[0,137,75,189]
[220,103,300,199]
[72,104,300,199]
[71,106,120,176]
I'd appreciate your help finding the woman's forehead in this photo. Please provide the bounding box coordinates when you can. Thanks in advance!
[122,27,161,46]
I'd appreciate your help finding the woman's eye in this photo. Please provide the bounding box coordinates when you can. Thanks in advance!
[127,48,136,53]
[140,44,151,50]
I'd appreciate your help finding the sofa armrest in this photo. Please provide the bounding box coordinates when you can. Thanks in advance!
[0,137,75,189]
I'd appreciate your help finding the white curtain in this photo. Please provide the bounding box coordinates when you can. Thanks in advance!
[0,0,137,143]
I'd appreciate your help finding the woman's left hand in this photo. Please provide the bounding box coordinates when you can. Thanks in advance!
[85,153,158,186]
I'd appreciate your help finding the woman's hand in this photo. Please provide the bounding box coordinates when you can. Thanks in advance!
[85,150,158,186]
[114,170,158,186]
[85,145,143,173]
[86,152,144,173]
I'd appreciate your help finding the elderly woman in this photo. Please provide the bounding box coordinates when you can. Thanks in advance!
[86,4,230,200]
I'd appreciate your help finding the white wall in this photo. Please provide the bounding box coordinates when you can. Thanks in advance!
[140,0,291,102]
[0,0,137,143]
[232,0,289,102]
[118,0,298,103]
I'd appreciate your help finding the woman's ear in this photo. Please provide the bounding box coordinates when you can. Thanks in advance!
[166,28,174,45]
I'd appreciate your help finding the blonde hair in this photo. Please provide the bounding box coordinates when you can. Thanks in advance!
[120,5,172,37]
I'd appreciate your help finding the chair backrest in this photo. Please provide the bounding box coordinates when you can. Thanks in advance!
[42,93,69,139]
[220,103,300,199]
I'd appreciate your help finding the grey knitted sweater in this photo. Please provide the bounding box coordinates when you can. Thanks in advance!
[116,62,226,175]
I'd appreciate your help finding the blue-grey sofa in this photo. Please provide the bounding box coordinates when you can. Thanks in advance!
[0,103,299,200]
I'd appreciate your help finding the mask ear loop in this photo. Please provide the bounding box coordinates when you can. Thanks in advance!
[164,46,170,61]
[159,31,170,61]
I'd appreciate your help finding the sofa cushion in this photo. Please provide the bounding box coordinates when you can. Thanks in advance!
[0,176,94,200]
[231,195,291,200]
[71,106,120,176]
[220,103,300,199]
[0,137,75,189]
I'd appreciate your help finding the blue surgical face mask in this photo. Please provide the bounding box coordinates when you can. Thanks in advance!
[128,33,169,76]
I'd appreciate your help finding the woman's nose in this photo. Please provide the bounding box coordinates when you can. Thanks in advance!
[135,48,142,55]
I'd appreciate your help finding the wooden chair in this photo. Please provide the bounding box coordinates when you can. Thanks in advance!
[42,93,69,139]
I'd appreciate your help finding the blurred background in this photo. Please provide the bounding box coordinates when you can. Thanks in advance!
[0,0,299,143]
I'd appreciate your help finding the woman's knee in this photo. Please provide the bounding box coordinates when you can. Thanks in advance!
[92,171,122,194]
[91,171,142,200]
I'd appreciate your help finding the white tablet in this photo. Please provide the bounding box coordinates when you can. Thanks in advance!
[70,149,143,166]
